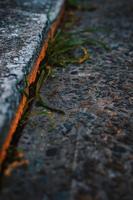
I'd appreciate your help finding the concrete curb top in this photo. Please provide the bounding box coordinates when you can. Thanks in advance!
[0,0,65,161]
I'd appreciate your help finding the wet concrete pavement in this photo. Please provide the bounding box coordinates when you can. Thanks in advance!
[0,0,133,199]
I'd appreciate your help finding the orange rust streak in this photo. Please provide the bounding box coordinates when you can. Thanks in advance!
[0,6,65,165]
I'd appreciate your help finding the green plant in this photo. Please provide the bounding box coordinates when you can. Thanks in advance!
[67,0,98,11]
[46,30,90,68]
[45,27,109,68]
[20,27,108,121]
[68,0,78,7]
[18,6,109,122]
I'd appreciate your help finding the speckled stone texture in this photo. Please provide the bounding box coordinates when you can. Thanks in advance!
[0,0,133,199]
[0,0,65,147]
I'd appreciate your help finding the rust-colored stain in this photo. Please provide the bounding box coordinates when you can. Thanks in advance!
[0,6,65,166]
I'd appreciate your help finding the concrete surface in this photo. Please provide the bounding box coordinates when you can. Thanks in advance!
[0,0,133,200]
[0,0,65,148]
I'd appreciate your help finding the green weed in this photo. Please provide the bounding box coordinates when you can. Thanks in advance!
[67,0,97,11]
[19,27,108,121]
[35,94,65,115]
[18,3,109,122]
[45,27,108,68]
[46,30,90,68]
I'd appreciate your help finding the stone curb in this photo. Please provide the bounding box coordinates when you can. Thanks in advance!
[0,0,65,165]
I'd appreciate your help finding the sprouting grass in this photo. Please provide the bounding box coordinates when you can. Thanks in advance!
[18,2,109,124]
[67,0,98,11]
[68,0,78,7]
[20,26,109,122]
[45,27,109,67]
[32,26,109,116]
[45,30,90,68]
